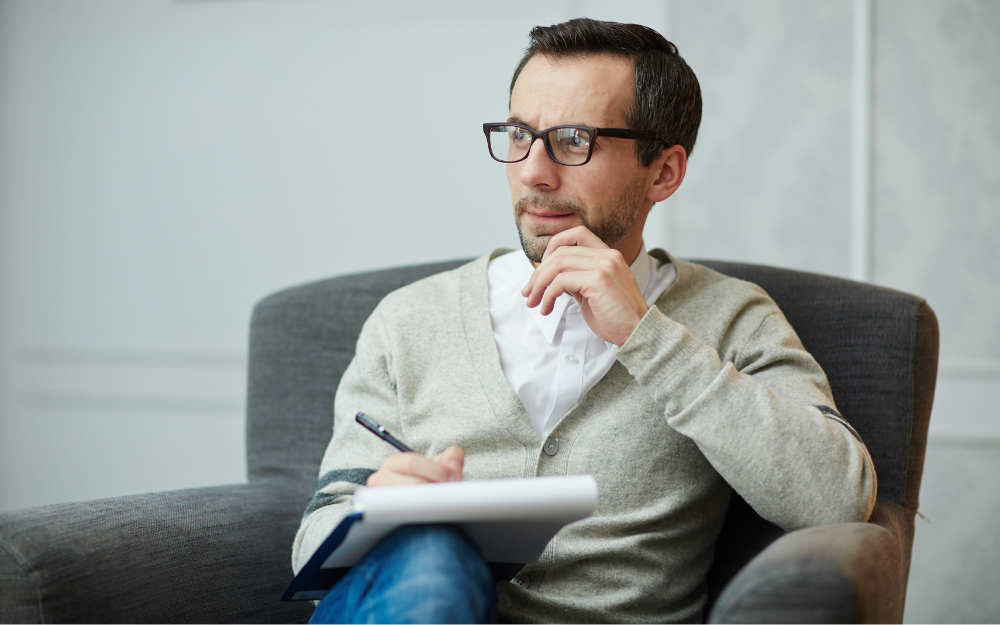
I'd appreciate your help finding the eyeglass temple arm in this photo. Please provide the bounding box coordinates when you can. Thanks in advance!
[597,128,660,140]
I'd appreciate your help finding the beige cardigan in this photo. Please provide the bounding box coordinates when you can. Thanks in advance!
[293,249,876,623]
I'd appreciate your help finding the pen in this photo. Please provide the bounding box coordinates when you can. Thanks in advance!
[355,412,414,453]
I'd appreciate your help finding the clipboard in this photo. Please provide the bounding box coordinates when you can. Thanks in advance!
[283,474,598,601]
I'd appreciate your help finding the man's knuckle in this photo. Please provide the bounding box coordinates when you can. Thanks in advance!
[400,454,419,474]
[604,250,625,265]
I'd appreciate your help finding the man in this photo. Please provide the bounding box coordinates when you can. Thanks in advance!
[294,18,876,624]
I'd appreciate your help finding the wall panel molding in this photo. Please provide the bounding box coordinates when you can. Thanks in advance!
[925,434,1000,446]
[850,0,875,282]
[938,359,1000,380]
[20,346,246,368]
[24,391,242,415]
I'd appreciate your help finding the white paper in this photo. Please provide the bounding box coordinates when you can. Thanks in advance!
[320,475,598,569]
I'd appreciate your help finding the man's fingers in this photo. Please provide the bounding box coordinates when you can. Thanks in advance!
[366,470,436,487]
[524,250,619,308]
[521,250,581,304]
[542,225,608,259]
[380,451,454,483]
[432,445,465,481]
[539,272,594,315]
[366,446,466,488]
[521,232,610,297]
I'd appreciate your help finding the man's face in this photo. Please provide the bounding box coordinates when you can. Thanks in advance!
[507,53,652,263]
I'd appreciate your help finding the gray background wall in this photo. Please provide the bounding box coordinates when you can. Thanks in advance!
[0,1,996,622]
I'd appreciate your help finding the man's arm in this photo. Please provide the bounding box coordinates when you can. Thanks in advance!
[618,304,876,529]
[525,227,876,530]
[290,306,400,573]
[291,303,468,574]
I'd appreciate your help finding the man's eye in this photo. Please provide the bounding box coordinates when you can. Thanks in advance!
[555,130,590,151]
[510,129,531,144]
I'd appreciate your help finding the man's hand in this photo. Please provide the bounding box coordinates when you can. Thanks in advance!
[366,445,465,487]
[521,226,649,347]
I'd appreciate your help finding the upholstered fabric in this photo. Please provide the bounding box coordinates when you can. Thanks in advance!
[0,481,315,623]
[0,258,937,624]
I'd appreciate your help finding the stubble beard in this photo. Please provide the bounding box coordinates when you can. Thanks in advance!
[514,173,648,263]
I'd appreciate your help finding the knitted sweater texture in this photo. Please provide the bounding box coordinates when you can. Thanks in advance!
[292,249,877,623]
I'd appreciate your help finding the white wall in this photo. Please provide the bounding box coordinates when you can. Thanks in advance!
[1,0,997,621]
[0,0,669,511]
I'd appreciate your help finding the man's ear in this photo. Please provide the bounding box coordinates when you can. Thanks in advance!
[645,145,687,204]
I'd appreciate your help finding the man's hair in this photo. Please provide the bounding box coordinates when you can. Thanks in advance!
[510,18,702,167]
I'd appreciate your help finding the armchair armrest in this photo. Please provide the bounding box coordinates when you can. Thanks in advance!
[708,521,905,623]
[0,479,314,624]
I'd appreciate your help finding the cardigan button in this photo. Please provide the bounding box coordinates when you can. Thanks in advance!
[497,592,512,608]
[543,438,559,456]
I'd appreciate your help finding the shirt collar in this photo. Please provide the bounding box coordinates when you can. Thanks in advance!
[518,241,652,345]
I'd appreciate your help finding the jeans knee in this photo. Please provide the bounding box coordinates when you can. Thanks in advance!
[388,524,478,557]
[314,524,496,623]
[378,524,492,588]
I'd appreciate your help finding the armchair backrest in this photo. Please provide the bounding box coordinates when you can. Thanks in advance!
[245,258,938,606]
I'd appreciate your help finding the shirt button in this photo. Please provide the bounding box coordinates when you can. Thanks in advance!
[565,354,579,364]
[512,574,530,588]
[497,592,512,608]
[543,438,559,456]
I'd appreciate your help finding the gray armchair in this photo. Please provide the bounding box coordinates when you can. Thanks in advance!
[0,258,937,623]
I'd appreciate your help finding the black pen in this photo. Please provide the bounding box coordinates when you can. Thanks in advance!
[355,412,414,453]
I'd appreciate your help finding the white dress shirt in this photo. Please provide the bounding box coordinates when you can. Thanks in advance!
[488,242,677,438]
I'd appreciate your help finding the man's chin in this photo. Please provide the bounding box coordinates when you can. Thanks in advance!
[518,233,551,264]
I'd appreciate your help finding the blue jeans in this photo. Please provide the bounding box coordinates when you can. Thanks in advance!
[309,524,497,624]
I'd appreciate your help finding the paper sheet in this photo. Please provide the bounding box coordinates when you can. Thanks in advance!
[320,475,597,568]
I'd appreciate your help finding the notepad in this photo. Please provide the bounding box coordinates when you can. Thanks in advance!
[282,474,599,601]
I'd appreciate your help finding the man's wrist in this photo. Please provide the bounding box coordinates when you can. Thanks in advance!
[613,301,651,347]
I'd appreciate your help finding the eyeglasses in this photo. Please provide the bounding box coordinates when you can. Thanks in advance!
[483,122,659,166]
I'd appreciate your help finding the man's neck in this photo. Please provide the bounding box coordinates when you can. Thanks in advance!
[604,231,644,267]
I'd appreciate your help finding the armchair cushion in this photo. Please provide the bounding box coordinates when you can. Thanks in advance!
[0,479,313,624]
[709,502,910,623]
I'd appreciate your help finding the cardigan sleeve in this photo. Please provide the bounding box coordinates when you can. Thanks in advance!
[291,304,403,574]
[616,304,877,531]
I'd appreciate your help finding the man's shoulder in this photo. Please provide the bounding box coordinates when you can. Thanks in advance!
[374,249,509,317]
[654,254,788,349]
[644,254,810,368]
[657,254,774,311]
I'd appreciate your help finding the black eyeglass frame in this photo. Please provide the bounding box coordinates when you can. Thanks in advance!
[482,122,661,166]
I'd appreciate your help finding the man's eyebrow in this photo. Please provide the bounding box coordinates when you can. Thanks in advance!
[504,116,593,129]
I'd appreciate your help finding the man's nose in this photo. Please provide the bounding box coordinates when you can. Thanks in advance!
[517,137,560,190]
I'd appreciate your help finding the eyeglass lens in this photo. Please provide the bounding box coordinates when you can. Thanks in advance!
[488,125,593,165]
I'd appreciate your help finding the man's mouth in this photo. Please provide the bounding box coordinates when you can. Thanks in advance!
[514,195,586,239]
[520,211,581,237]
[524,210,575,221]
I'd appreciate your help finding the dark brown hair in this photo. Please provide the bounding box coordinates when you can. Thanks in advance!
[510,18,702,166]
